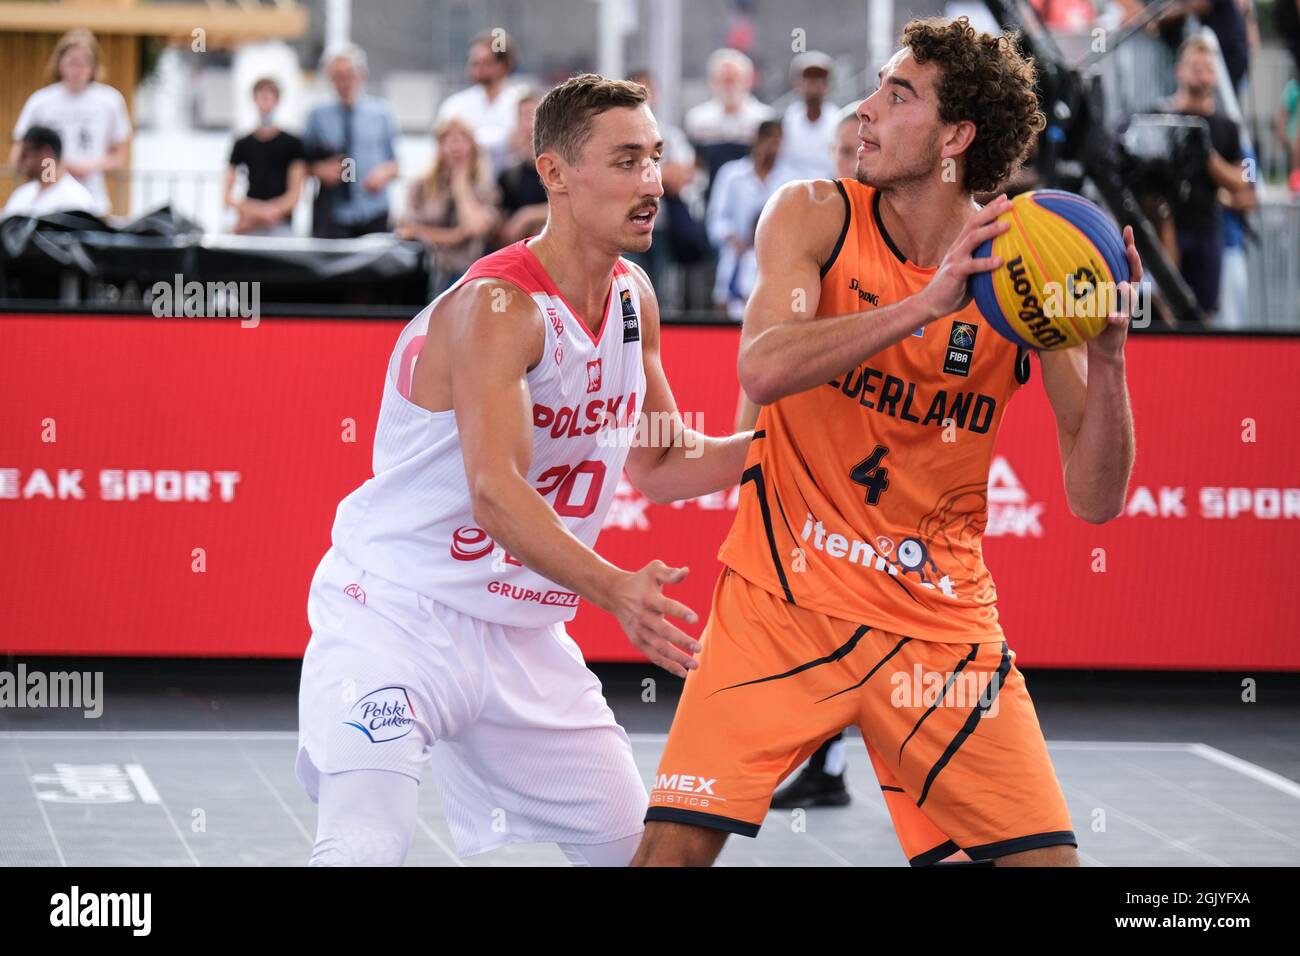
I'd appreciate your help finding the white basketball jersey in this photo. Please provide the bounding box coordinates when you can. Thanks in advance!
[328,239,648,627]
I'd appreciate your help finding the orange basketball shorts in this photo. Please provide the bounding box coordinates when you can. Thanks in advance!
[646,568,1076,864]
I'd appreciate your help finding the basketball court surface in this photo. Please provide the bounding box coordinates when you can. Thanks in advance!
[2,663,1297,867]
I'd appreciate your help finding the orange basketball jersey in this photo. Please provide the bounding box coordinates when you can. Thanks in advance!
[718,180,1030,644]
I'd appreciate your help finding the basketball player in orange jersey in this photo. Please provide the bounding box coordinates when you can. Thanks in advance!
[635,18,1142,866]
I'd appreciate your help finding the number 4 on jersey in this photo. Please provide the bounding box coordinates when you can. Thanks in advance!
[849,445,890,505]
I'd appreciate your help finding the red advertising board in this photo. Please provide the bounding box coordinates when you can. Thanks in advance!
[1,313,1295,668]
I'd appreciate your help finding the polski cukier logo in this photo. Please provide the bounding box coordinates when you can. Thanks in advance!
[345,687,416,743]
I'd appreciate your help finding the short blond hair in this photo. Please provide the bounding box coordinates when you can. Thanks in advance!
[44,28,104,86]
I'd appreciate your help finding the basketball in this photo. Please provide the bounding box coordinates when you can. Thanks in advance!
[970,189,1130,350]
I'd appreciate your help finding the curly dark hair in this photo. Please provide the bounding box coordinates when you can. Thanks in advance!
[902,17,1046,194]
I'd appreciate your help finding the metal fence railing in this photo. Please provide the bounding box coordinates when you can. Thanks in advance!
[1247,195,1300,328]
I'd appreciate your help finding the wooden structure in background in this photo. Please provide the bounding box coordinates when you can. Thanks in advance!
[0,0,308,214]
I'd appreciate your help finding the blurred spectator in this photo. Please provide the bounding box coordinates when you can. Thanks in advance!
[724,0,758,55]
[625,69,705,286]
[780,52,839,180]
[2,126,101,217]
[1218,139,1255,328]
[1274,78,1300,191]
[833,106,861,180]
[685,49,775,193]
[495,89,548,246]
[10,29,131,216]
[708,119,797,319]
[1276,0,1300,78]
[304,44,400,239]
[437,30,524,178]
[1200,0,1249,94]
[397,117,500,295]
[1146,36,1255,320]
[1120,0,1249,93]
[224,77,306,236]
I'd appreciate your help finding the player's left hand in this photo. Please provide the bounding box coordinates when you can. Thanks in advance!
[1088,224,1143,363]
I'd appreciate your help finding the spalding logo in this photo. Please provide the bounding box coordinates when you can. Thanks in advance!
[345,686,417,743]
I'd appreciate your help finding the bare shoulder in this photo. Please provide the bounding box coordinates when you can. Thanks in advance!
[767,178,848,222]
[758,179,850,263]
[433,277,544,361]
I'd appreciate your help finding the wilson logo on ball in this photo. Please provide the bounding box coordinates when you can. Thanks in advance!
[970,189,1130,351]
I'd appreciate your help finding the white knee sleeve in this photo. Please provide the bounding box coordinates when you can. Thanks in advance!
[558,831,643,867]
[309,769,419,867]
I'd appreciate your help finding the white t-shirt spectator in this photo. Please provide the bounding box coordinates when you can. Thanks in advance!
[13,82,132,213]
[3,175,102,217]
[684,95,775,146]
[707,155,799,319]
[780,100,840,180]
[436,82,524,177]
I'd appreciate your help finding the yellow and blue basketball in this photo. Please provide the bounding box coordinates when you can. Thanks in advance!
[970,189,1129,351]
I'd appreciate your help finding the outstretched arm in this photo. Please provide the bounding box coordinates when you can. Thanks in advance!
[446,279,701,675]
[1037,226,1142,524]
[622,262,751,503]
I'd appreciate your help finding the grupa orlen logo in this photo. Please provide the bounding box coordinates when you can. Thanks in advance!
[345,687,417,743]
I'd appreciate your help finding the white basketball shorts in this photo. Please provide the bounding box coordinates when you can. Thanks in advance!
[296,547,647,858]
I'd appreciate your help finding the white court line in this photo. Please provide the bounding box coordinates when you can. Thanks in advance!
[800,831,855,866]
[631,734,1205,750]
[6,732,1298,800]
[1188,743,1300,802]
[1106,751,1300,852]
[128,748,201,867]
[1059,779,1232,867]
[124,763,161,804]
[235,742,313,844]
[413,815,466,867]
[11,740,67,867]
[1044,741,1206,752]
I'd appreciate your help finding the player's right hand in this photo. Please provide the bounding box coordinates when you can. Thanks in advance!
[916,194,1013,320]
[610,560,700,679]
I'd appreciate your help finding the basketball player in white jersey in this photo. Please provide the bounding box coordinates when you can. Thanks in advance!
[296,74,753,866]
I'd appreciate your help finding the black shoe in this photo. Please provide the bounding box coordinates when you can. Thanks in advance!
[770,766,851,809]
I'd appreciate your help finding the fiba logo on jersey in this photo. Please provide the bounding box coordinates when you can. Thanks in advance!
[621,289,640,343]
[344,686,416,743]
[545,306,564,338]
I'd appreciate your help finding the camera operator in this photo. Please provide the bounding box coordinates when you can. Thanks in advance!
[1124,36,1255,322]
